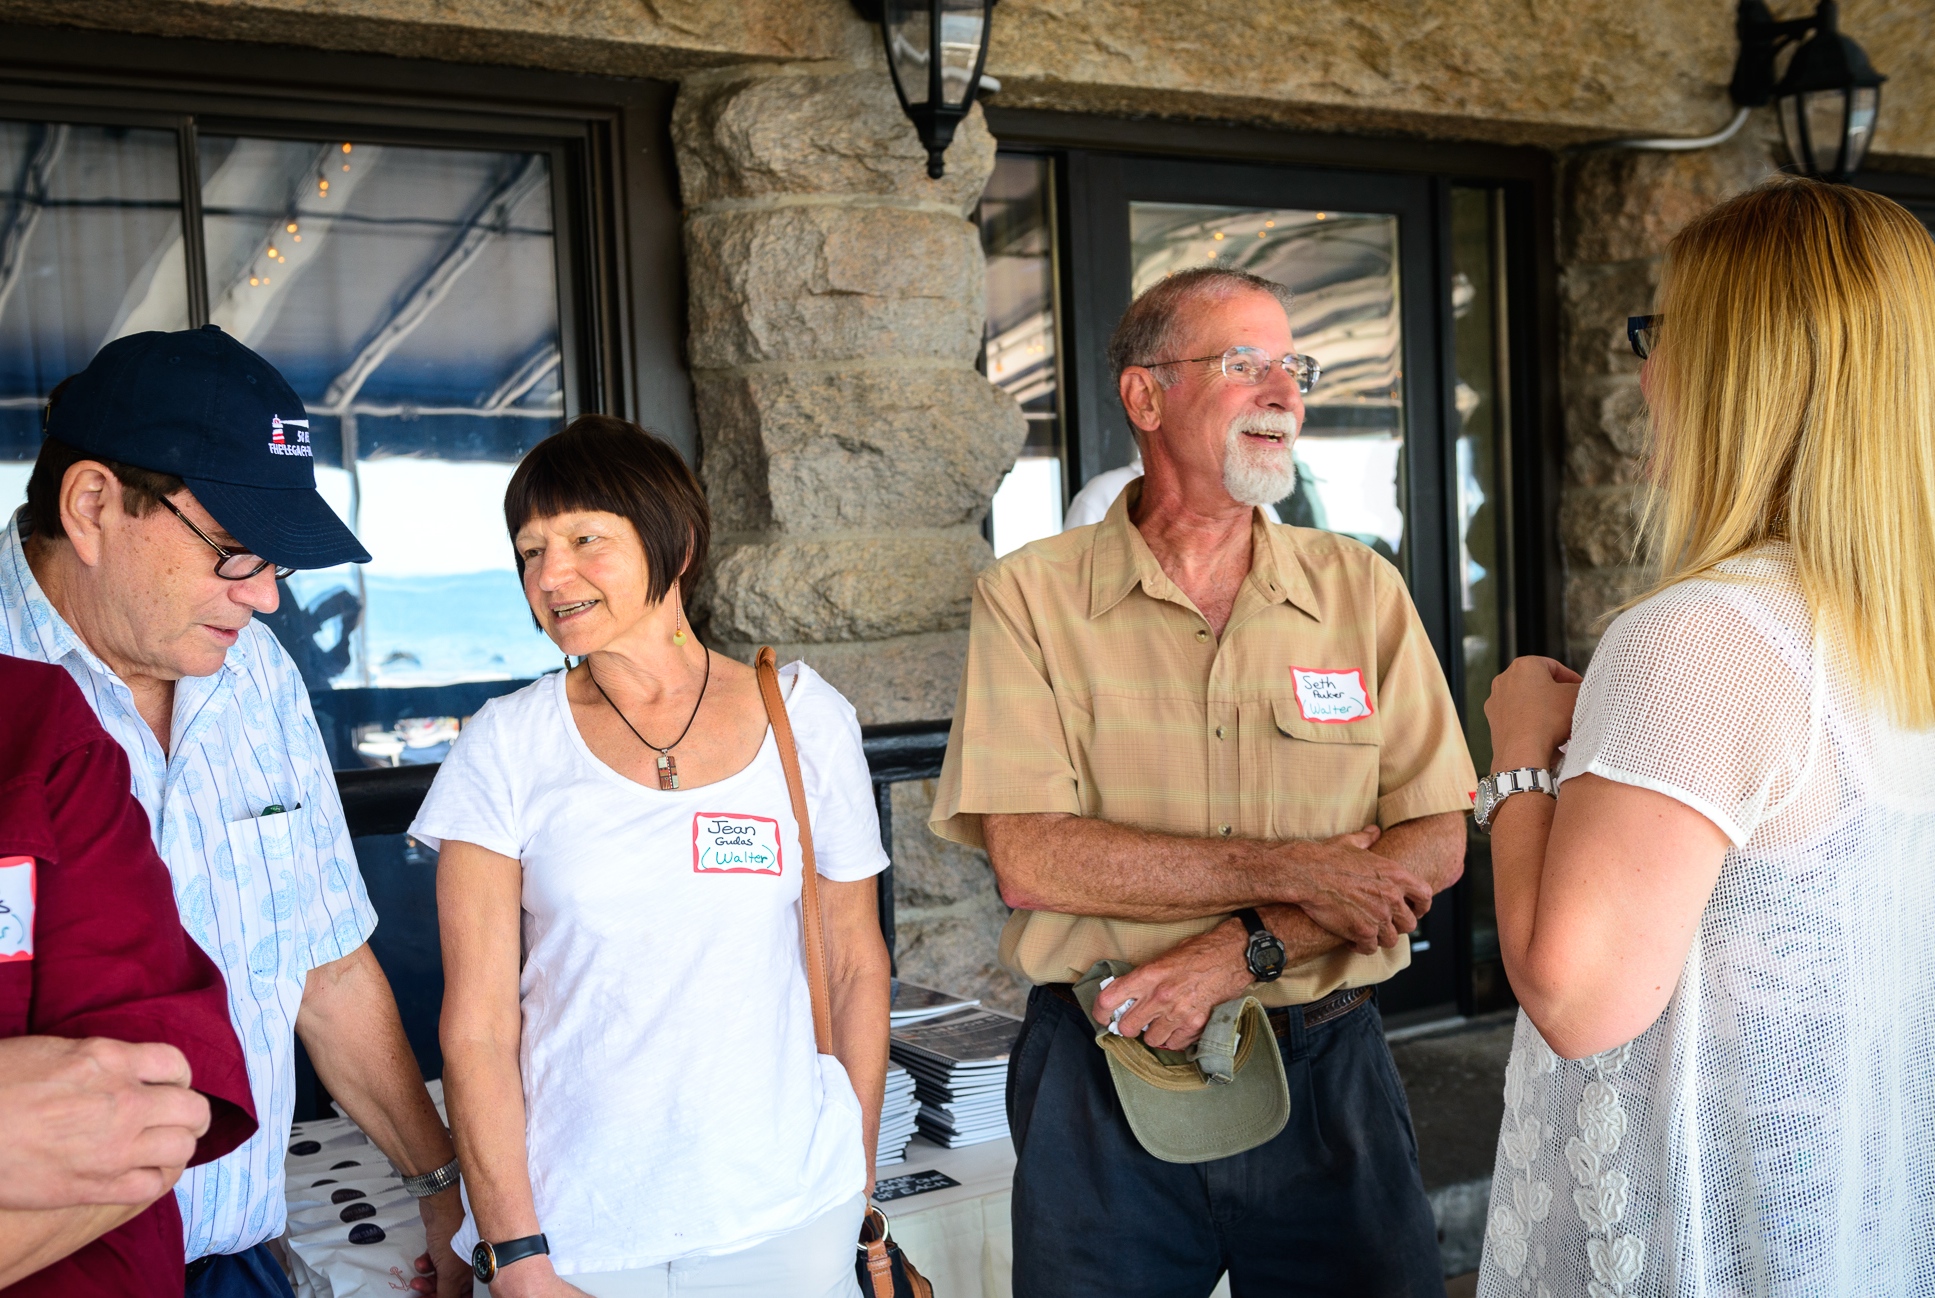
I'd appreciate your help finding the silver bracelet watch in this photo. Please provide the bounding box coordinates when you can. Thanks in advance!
[400,1156,460,1198]
[1473,767,1556,832]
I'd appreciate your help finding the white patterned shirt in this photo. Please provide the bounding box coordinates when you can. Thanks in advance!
[0,512,378,1261]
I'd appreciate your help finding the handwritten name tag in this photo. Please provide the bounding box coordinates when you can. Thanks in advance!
[0,857,35,961]
[1290,667,1374,724]
[692,813,784,876]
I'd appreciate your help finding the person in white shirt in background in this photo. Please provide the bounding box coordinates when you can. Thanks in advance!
[422,415,891,1298]
[1062,451,1283,530]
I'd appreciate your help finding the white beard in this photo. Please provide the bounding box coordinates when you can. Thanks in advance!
[1221,411,1301,506]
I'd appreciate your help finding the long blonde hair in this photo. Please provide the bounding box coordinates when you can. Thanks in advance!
[1642,178,1935,728]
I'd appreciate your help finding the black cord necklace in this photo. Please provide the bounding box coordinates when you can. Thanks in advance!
[585,649,711,789]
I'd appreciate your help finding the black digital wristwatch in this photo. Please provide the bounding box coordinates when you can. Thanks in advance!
[1234,907,1288,982]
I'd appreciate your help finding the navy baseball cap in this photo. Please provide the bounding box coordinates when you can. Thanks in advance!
[45,325,371,569]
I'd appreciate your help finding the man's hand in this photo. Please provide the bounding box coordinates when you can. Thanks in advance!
[0,1036,210,1209]
[1090,921,1255,1051]
[409,1187,472,1297]
[1277,826,1431,954]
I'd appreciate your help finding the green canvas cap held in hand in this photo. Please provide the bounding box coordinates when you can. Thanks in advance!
[1073,960,1291,1164]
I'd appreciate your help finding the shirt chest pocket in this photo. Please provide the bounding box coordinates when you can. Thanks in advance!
[218,806,338,981]
[1253,698,1382,839]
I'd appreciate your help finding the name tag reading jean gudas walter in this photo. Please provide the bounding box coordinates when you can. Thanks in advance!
[692,813,784,876]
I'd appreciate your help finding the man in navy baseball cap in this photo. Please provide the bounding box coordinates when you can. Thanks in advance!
[44,323,369,570]
[1,329,469,1298]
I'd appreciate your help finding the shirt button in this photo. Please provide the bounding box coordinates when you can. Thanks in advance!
[1219,824,1232,837]
[1215,726,1226,740]
[1196,629,1209,642]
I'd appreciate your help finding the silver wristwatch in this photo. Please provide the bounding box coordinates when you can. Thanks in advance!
[1473,767,1556,832]
[400,1156,460,1198]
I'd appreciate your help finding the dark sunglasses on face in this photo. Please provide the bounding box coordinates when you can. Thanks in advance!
[1628,315,1660,361]
[158,496,295,581]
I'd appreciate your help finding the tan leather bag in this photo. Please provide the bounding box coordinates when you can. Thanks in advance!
[753,648,932,1298]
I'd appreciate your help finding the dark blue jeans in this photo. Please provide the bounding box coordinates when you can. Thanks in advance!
[1007,985,1445,1298]
[183,1244,297,1298]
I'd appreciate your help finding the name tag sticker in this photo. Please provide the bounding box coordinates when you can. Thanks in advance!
[692,814,784,876]
[0,857,35,961]
[1290,667,1375,724]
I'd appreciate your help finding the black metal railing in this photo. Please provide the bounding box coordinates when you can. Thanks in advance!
[854,720,953,970]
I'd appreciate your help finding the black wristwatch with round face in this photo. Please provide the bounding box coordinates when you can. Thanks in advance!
[472,1233,548,1285]
[1235,908,1287,982]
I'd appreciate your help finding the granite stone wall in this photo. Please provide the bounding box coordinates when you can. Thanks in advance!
[670,62,1025,727]
[668,63,1026,1005]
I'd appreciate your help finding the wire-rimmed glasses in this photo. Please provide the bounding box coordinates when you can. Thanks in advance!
[1144,345,1323,393]
[158,496,295,581]
[1627,315,1661,361]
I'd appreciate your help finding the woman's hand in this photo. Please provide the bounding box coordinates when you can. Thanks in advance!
[1485,655,1583,773]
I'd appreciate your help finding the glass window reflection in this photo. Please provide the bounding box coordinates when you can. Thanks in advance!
[196,136,566,716]
[1450,184,1513,987]
[1130,203,1406,567]
[0,120,190,508]
[979,153,1064,557]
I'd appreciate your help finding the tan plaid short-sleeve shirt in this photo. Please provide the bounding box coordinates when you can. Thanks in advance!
[931,483,1478,1007]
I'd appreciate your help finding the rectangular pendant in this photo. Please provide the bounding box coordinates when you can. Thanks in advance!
[657,753,679,790]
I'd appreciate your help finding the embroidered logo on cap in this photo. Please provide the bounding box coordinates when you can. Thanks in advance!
[269,415,313,458]
[1290,667,1374,723]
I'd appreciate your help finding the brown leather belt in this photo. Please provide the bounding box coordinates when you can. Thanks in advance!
[1046,981,1372,1037]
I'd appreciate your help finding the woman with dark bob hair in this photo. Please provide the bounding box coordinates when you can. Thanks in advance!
[411,416,890,1297]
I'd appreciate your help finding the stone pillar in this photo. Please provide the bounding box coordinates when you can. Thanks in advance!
[672,61,1027,723]
[672,61,1029,1008]
[1555,132,1778,665]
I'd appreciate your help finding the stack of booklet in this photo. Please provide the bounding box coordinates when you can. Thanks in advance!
[889,1006,1023,1148]
[876,1063,919,1167]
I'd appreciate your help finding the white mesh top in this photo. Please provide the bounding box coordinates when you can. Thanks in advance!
[1478,545,1935,1296]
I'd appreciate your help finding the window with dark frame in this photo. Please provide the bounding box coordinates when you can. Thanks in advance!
[0,28,686,779]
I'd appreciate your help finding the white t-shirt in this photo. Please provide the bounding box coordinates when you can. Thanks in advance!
[409,661,888,1274]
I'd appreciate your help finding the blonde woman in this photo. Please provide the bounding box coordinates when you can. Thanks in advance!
[1475,179,1935,1295]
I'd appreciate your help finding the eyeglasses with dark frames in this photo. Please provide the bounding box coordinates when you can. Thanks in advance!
[158,496,295,581]
[1628,315,1661,361]
[1143,345,1323,394]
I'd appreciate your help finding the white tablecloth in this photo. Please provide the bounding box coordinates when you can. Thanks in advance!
[876,1137,1015,1297]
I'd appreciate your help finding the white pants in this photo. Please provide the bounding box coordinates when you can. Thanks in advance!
[559,1195,866,1298]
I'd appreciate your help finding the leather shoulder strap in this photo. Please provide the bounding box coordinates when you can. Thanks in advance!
[755,647,834,1055]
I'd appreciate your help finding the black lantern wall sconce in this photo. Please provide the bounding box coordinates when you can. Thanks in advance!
[1730,0,1885,182]
[850,0,998,179]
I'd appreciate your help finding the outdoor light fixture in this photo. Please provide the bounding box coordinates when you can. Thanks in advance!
[1730,0,1885,182]
[851,0,998,179]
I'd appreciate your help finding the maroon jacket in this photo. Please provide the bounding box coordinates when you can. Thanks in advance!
[0,655,256,1297]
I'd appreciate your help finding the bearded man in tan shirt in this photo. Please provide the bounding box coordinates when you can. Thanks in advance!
[933,267,1477,1297]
